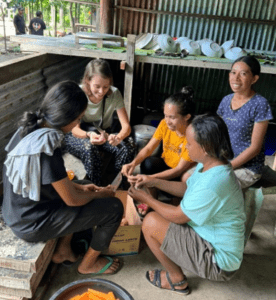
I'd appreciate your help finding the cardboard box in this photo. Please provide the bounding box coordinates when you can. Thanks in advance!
[104,191,142,256]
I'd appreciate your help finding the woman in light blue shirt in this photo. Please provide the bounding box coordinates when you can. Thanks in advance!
[128,114,245,295]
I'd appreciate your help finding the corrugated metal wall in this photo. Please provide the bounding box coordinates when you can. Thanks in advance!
[0,56,90,183]
[113,0,276,120]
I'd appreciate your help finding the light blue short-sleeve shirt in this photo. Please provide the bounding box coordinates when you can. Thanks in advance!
[181,163,246,272]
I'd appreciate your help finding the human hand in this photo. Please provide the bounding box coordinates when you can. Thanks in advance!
[89,131,106,145]
[128,174,155,189]
[121,162,135,176]
[108,134,121,147]
[128,186,149,204]
[83,183,102,192]
[98,185,116,198]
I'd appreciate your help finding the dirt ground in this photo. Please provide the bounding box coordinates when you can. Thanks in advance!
[0,36,29,64]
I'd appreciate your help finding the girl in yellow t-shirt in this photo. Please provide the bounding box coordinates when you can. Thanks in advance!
[122,86,196,215]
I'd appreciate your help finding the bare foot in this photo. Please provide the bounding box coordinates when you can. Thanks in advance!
[78,257,121,275]
[148,270,188,291]
[52,251,79,264]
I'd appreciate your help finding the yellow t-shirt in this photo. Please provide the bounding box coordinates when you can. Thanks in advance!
[153,119,192,168]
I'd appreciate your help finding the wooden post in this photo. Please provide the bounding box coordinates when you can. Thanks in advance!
[100,0,113,34]
[124,34,136,120]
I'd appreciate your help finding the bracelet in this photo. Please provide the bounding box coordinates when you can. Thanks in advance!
[86,132,90,138]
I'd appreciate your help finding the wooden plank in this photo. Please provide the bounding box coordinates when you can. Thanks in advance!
[0,53,67,86]
[0,293,24,300]
[0,263,57,300]
[19,44,126,61]
[0,242,56,298]
[134,55,276,74]
[124,34,136,120]
[0,227,57,273]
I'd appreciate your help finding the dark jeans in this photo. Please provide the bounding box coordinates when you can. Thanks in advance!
[13,181,124,252]
[140,156,170,175]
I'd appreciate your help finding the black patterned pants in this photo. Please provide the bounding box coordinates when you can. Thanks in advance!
[64,133,135,186]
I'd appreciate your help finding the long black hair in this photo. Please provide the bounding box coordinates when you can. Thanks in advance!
[164,86,196,122]
[19,81,88,137]
[191,114,233,163]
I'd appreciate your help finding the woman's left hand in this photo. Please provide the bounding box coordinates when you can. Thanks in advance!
[108,134,121,146]
[89,131,107,145]
[83,183,102,192]
[128,186,150,204]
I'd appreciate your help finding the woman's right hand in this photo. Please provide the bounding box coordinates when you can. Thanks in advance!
[89,131,107,145]
[97,185,116,198]
[128,174,155,189]
[121,162,136,176]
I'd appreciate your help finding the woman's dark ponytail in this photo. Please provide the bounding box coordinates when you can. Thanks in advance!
[18,81,88,137]
[18,110,42,137]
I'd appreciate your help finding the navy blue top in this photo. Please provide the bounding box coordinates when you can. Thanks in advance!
[217,93,273,174]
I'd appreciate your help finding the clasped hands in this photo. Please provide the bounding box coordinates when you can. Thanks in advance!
[83,183,117,197]
[88,132,121,146]
[127,174,155,204]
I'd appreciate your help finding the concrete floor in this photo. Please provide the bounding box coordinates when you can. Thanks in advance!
[40,192,276,300]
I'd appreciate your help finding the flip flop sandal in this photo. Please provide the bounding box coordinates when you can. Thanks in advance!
[145,269,190,295]
[77,256,122,276]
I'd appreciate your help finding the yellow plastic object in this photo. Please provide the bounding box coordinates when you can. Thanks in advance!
[67,170,75,180]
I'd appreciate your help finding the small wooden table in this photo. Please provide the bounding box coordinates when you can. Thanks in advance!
[75,32,125,48]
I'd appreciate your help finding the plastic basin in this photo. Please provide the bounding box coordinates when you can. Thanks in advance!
[49,278,134,300]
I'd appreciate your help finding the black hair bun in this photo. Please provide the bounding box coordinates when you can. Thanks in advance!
[180,86,194,99]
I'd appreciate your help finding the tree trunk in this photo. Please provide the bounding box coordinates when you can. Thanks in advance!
[27,4,31,24]
[59,7,64,28]
[50,1,55,28]
[54,8,57,37]
[69,3,75,33]
[74,3,78,24]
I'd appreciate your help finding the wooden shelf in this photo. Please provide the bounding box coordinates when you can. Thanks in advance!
[9,34,276,123]
[135,54,276,74]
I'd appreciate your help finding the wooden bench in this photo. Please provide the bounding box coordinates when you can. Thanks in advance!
[0,225,57,299]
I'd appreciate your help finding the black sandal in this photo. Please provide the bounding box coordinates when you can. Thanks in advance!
[145,269,190,295]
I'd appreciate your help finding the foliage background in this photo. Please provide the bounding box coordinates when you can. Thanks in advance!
[4,0,100,32]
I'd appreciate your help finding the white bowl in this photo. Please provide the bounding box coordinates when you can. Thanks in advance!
[178,40,201,55]
[201,41,223,58]
[221,40,234,53]
[224,47,247,60]
[157,34,177,52]
[176,37,191,43]
[196,38,213,46]
[144,34,160,50]
[135,33,153,49]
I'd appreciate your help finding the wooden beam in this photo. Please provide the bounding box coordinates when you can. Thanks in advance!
[63,0,99,7]
[124,34,136,119]
[114,5,276,26]
[19,43,126,61]
[100,0,113,34]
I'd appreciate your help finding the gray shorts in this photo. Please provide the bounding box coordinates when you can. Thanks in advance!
[160,223,237,281]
